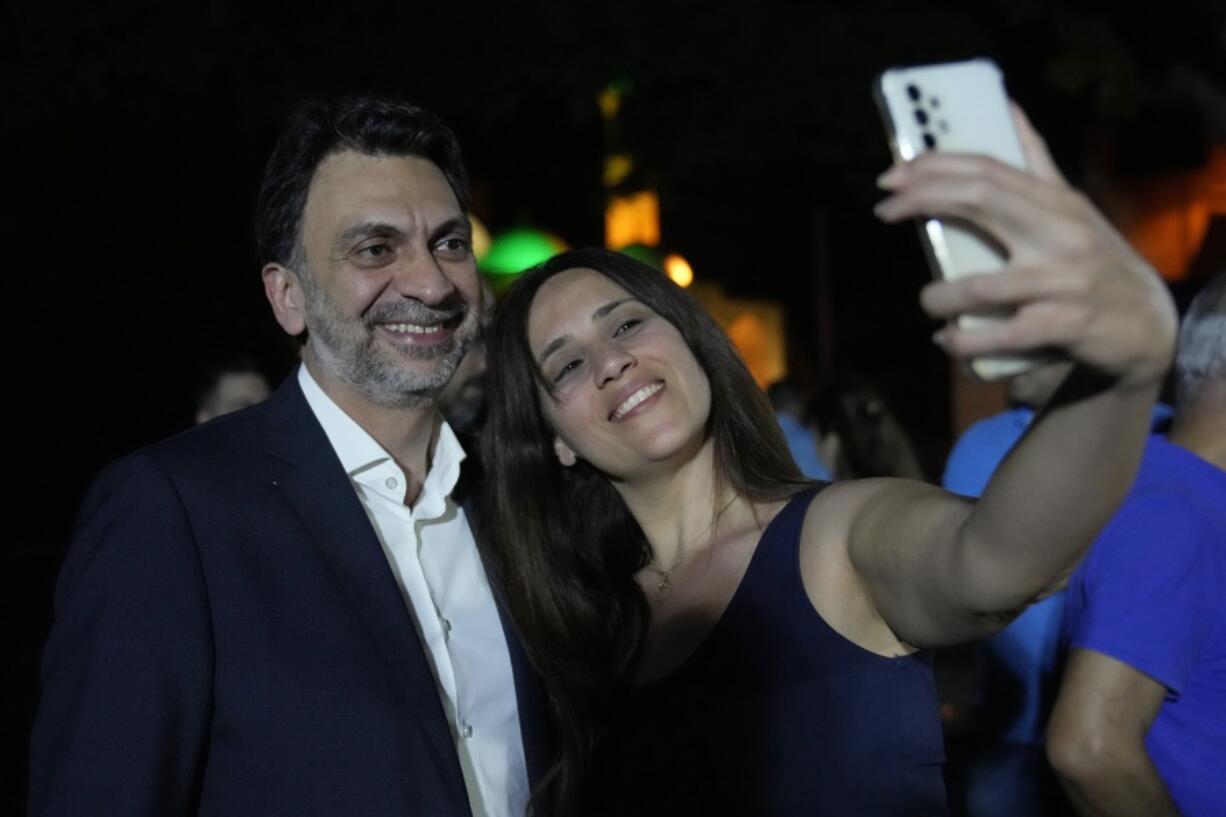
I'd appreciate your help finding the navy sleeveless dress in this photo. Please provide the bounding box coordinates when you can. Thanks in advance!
[586,488,949,816]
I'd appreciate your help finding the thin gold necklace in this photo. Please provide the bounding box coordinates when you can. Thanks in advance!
[643,495,737,597]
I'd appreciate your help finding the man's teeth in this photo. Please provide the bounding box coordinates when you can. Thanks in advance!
[385,322,440,334]
[613,383,663,419]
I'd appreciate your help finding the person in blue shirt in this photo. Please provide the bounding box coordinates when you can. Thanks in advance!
[767,379,833,481]
[944,364,1173,817]
[1046,272,1226,817]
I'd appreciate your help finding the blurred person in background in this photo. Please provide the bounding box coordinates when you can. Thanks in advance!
[194,358,273,424]
[767,378,832,481]
[810,376,926,481]
[438,279,495,437]
[942,360,1172,817]
[1046,272,1226,817]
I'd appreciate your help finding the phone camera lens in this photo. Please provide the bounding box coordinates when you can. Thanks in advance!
[914,109,929,125]
[906,84,921,101]
[923,133,937,150]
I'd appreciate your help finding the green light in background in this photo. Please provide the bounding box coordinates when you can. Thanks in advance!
[480,228,568,277]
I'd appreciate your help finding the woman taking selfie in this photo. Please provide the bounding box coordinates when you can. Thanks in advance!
[480,112,1176,816]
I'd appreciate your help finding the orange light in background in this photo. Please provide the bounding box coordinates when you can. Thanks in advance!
[664,253,694,288]
[1118,145,1226,282]
[689,281,786,390]
[605,190,661,249]
[725,311,784,387]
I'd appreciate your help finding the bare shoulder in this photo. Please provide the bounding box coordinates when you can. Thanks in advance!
[797,479,924,657]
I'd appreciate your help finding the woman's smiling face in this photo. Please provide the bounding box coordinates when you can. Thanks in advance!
[527,267,712,479]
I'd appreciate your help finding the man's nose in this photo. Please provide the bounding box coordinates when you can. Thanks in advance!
[390,250,461,304]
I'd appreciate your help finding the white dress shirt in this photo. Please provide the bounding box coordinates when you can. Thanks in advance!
[299,365,528,817]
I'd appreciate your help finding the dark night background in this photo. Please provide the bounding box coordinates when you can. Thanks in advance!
[8,0,1225,810]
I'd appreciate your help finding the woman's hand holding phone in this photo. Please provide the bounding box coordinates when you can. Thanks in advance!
[875,104,1177,391]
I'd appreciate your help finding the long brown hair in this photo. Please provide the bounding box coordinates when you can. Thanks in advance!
[480,248,808,815]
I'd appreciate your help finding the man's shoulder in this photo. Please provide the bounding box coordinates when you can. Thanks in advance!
[145,396,275,467]
[1115,437,1226,530]
[82,403,267,511]
[1133,435,1226,494]
[99,379,310,494]
[1064,438,1226,698]
[1077,438,1225,584]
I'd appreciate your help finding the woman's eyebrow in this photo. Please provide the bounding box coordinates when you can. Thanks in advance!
[537,298,639,367]
[537,336,571,368]
[591,297,637,321]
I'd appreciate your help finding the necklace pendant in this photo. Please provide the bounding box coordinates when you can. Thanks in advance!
[657,572,671,595]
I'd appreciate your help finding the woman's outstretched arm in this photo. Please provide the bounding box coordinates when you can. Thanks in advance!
[837,107,1177,649]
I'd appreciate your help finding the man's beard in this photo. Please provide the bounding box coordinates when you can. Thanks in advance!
[301,279,476,409]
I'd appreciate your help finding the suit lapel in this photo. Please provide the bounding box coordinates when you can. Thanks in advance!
[460,483,555,791]
[262,379,470,814]
[493,579,554,791]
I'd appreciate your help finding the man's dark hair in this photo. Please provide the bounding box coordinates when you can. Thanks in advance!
[255,95,471,270]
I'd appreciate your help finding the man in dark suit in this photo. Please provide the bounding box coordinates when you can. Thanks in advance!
[29,96,548,817]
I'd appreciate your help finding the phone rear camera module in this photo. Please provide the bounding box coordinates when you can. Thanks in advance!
[923,133,937,150]
[914,109,929,125]
[907,84,921,101]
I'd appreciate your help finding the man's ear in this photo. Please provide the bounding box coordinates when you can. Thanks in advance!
[553,436,578,468]
[262,263,307,337]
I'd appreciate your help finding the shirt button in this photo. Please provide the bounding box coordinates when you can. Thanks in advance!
[385,477,398,490]
[461,723,473,739]
[441,618,452,639]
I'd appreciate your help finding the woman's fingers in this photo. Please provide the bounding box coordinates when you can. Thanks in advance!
[1009,102,1066,184]
[876,115,1177,387]
[920,266,1088,319]
[934,301,1087,359]
[876,152,1069,242]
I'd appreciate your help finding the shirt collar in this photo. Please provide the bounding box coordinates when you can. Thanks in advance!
[297,364,466,511]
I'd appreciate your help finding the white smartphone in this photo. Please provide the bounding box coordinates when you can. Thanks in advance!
[874,57,1040,380]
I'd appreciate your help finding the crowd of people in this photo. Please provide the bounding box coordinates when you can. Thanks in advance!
[25,93,1223,817]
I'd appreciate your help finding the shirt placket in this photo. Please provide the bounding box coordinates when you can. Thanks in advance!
[372,466,461,714]
[415,507,476,745]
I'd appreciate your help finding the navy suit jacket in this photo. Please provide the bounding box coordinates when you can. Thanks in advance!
[29,378,551,816]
